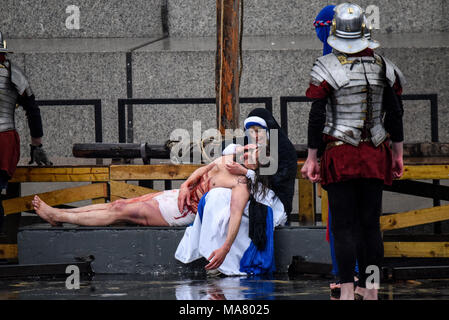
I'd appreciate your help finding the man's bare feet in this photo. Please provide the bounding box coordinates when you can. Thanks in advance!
[330,282,341,300]
[339,282,355,300]
[32,195,61,227]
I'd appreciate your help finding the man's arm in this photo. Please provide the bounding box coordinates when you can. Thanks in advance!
[205,179,249,270]
[177,161,217,212]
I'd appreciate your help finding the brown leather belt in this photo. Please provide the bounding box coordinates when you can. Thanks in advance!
[325,136,389,151]
[325,138,371,151]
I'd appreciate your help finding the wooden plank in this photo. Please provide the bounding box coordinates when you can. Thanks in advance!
[401,164,449,180]
[298,178,315,225]
[110,164,202,181]
[384,242,449,258]
[109,181,159,199]
[380,204,449,231]
[3,183,108,215]
[10,166,110,182]
[0,244,18,259]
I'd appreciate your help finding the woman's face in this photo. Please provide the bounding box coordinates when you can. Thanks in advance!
[247,125,268,145]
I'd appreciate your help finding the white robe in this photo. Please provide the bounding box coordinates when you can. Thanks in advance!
[175,187,287,276]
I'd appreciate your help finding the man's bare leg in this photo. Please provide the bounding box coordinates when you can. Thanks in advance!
[34,192,161,215]
[33,195,169,227]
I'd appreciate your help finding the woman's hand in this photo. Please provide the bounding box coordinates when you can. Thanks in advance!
[300,149,321,183]
[225,161,248,176]
[205,245,230,270]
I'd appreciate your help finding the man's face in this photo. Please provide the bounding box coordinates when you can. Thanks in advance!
[236,144,259,170]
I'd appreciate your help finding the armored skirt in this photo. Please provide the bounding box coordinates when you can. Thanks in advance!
[0,130,21,179]
[320,135,393,187]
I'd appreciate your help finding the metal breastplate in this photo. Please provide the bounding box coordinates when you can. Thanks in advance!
[0,63,18,133]
[322,54,387,147]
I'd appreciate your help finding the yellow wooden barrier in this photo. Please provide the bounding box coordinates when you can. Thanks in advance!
[109,181,158,201]
[10,166,109,182]
[3,183,108,216]
[384,242,449,258]
[0,244,17,259]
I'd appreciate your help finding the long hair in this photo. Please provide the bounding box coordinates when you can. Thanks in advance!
[241,146,273,201]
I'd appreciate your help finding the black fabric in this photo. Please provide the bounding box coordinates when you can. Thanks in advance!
[326,179,384,285]
[248,196,268,250]
[383,85,404,142]
[17,94,43,138]
[307,98,327,155]
[246,108,298,216]
[0,188,4,233]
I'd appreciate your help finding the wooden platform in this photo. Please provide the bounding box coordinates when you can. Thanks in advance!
[3,161,449,266]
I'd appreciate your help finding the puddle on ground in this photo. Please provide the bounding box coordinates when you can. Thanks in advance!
[0,274,448,300]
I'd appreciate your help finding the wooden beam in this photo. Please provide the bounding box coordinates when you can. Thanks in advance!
[321,188,329,228]
[0,244,17,259]
[216,0,240,133]
[109,181,158,199]
[298,178,315,225]
[10,166,109,183]
[3,183,108,215]
[380,204,449,231]
[401,164,449,180]
[110,164,202,181]
[384,242,449,258]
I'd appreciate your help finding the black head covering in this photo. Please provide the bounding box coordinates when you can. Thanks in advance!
[246,108,297,217]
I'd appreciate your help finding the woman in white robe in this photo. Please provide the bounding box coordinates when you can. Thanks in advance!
[175,186,286,276]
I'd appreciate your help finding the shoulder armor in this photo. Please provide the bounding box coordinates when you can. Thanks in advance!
[310,53,350,90]
[9,62,32,96]
[377,54,406,87]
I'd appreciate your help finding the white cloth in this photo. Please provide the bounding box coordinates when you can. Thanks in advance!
[175,187,286,276]
[154,189,195,226]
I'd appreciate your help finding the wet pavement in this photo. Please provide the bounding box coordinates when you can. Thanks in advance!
[1,274,449,300]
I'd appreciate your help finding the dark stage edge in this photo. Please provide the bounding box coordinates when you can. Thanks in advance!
[16,225,331,275]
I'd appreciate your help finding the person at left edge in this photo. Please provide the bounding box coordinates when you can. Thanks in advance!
[0,31,52,233]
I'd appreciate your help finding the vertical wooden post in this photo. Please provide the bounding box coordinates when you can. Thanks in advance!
[321,187,328,228]
[216,0,240,134]
[298,178,316,225]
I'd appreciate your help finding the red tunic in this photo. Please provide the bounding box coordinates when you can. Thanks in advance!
[306,48,400,187]
[0,130,21,179]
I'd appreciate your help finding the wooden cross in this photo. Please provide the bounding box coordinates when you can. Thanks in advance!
[216,0,240,134]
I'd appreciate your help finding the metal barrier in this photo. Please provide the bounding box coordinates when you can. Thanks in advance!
[37,99,103,143]
[117,97,273,144]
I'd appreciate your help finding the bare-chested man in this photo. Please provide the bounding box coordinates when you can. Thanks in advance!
[32,147,259,229]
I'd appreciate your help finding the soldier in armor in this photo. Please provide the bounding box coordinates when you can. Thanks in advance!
[301,3,405,300]
[0,32,52,233]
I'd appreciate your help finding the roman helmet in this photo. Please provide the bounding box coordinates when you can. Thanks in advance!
[327,3,369,54]
[0,32,13,54]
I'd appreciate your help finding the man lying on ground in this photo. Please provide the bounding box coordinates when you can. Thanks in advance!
[32,148,260,229]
